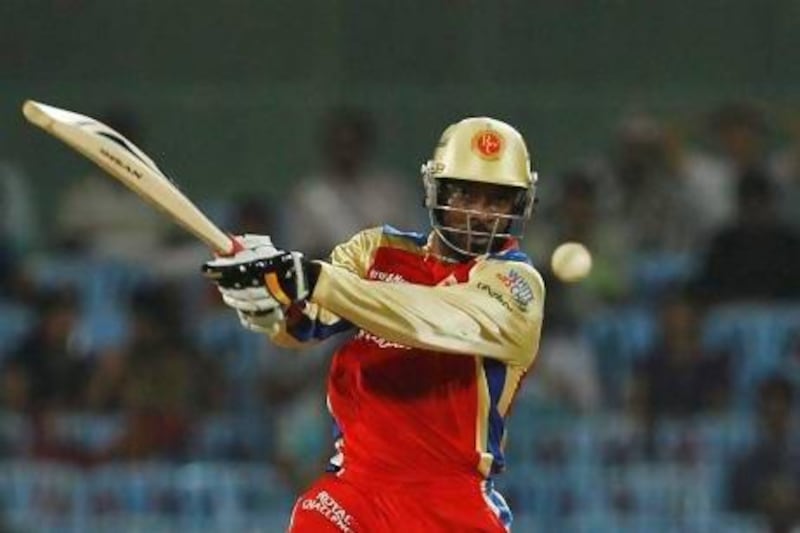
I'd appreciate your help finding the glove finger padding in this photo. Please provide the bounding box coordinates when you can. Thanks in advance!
[219,286,281,313]
[237,308,284,334]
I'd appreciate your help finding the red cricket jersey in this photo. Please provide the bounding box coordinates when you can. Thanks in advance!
[273,225,545,530]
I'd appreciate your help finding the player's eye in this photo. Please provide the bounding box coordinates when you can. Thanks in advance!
[441,182,469,203]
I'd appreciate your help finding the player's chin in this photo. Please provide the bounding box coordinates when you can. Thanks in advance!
[468,236,492,253]
[446,232,489,255]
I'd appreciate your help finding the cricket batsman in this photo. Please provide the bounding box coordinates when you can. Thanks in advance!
[203,117,545,532]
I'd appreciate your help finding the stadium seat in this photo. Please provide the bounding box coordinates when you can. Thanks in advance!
[599,463,714,518]
[51,413,126,453]
[88,463,177,515]
[191,415,272,461]
[582,307,657,407]
[174,462,293,529]
[0,460,85,531]
[703,304,800,406]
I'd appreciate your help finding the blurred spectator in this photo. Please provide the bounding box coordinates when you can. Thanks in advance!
[771,116,800,229]
[28,410,102,465]
[262,341,336,491]
[596,111,697,253]
[231,196,274,235]
[145,194,276,281]
[680,101,772,237]
[0,161,38,256]
[692,170,800,303]
[0,289,86,412]
[88,283,222,460]
[727,376,800,532]
[54,107,171,263]
[630,294,730,421]
[527,169,632,319]
[524,280,602,413]
[0,162,38,302]
[282,107,420,258]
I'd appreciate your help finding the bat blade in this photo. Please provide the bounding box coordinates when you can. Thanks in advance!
[22,100,240,256]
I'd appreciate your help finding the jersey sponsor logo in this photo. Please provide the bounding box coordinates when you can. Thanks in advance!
[299,490,355,532]
[471,130,504,160]
[496,269,534,311]
[477,282,513,312]
[355,329,412,350]
[368,269,407,284]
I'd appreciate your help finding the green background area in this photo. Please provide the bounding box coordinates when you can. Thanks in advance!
[2,0,799,216]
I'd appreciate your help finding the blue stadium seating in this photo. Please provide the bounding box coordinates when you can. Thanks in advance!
[0,461,85,531]
[191,415,273,461]
[704,304,800,406]
[0,445,776,532]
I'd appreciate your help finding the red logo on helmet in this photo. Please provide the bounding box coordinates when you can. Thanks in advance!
[472,130,504,160]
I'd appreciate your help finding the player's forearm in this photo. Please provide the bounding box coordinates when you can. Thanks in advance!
[311,263,541,366]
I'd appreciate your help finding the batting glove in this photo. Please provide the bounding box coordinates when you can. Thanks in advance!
[203,234,284,290]
[203,251,320,308]
[218,285,281,314]
[203,233,286,317]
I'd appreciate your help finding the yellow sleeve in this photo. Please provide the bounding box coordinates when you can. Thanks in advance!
[310,257,545,367]
[267,227,384,347]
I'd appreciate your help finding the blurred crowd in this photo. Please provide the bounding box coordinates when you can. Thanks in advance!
[1,102,800,531]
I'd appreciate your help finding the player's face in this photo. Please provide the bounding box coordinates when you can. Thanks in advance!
[439,180,518,253]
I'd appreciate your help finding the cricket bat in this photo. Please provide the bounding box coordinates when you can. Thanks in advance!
[22,100,242,256]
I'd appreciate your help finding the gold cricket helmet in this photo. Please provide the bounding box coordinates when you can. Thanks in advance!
[421,117,537,256]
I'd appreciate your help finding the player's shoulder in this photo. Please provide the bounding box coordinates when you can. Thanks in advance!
[380,224,428,246]
[337,225,427,256]
[376,224,428,254]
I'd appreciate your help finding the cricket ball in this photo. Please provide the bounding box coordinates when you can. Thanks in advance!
[550,242,592,283]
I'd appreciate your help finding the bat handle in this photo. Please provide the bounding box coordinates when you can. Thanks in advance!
[215,235,245,257]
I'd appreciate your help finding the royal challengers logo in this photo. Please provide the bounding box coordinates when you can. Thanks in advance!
[471,130,504,160]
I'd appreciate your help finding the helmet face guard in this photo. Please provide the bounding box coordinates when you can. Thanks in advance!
[422,174,533,256]
[421,117,537,257]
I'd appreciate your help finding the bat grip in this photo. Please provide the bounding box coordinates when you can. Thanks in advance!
[216,235,245,257]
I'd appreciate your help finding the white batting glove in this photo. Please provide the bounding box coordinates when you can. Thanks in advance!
[218,285,281,314]
[236,308,284,335]
[204,234,287,330]
[205,234,283,278]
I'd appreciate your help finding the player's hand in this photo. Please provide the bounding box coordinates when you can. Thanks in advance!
[203,233,283,289]
[203,250,320,308]
[217,285,281,314]
[203,233,283,290]
[203,233,286,320]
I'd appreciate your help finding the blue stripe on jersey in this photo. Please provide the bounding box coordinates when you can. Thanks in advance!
[331,417,344,442]
[490,248,532,265]
[485,481,513,528]
[483,358,508,474]
[381,224,428,246]
[286,313,354,342]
